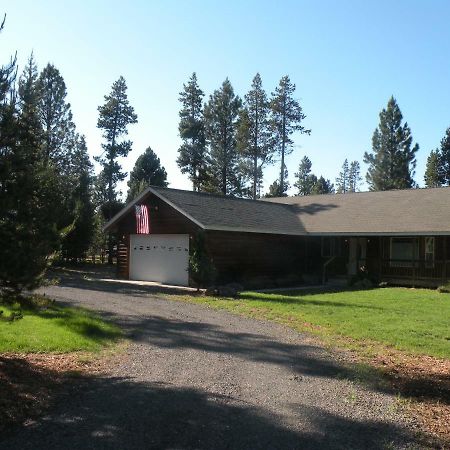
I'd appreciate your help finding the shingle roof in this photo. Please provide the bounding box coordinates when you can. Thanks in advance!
[104,186,307,236]
[104,185,450,236]
[264,187,450,235]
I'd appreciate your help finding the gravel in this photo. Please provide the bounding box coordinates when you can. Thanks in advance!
[0,273,425,449]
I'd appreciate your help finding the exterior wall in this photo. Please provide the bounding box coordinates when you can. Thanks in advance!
[204,231,306,287]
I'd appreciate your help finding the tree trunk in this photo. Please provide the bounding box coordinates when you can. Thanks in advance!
[279,96,286,196]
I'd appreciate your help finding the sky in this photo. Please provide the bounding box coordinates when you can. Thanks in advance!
[1,0,450,196]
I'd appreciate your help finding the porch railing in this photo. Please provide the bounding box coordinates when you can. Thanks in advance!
[363,258,450,284]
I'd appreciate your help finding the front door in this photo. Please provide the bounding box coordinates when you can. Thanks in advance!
[348,238,367,276]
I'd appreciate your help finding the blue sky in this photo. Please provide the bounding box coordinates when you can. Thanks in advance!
[1,0,450,195]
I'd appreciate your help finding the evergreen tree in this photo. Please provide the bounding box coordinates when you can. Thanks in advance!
[127,146,168,201]
[61,135,95,261]
[0,53,61,292]
[266,164,290,197]
[335,159,349,193]
[177,73,207,191]
[439,127,450,185]
[364,97,418,191]
[204,78,242,195]
[237,73,274,199]
[96,76,137,263]
[424,149,444,188]
[37,63,75,167]
[311,176,334,195]
[348,161,362,192]
[270,75,310,196]
[294,156,317,195]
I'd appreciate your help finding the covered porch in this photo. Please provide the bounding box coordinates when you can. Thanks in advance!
[318,235,450,287]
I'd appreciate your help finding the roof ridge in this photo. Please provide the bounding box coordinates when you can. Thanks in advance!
[151,185,287,204]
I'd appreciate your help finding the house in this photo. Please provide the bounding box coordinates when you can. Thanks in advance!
[103,186,450,288]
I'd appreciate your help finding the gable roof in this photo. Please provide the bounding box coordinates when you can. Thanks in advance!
[103,186,307,236]
[264,187,450,235]
[104,185,450,236]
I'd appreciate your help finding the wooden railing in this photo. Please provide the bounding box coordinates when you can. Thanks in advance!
[364,258,450,284]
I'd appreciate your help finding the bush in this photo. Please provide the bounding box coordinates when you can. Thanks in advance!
[189,232,216,288]
[437,284,450,293]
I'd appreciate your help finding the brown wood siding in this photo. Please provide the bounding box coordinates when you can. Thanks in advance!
[204,231,305,285]
[114,194,200,236]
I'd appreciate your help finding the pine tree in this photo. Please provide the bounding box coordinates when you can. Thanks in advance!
[177,73,207,191]
[237,73,274,199]
[0,53,61,292]
[266,164,290,197]
[96,76,137,263]
[293,156,317,195]
[204,78,242,195]
[61,135,95,261]
[364,97,418,191]
[127,146,168,201]
[270,75,310,196]
[311,176,334,195]
[439,127,450,185]
[348,161,362,192]
[37,63,75,167]
[335,159,349,193]
[424,149,444,188]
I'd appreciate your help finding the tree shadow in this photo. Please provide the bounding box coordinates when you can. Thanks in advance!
[45,267,193,298]
[238,290,384,310]
[0,358,427,450]
[290,202,339,216]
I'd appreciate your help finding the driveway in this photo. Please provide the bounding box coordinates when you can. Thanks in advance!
[1,269,423,449]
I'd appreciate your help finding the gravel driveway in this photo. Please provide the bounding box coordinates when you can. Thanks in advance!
[1,270,424,449]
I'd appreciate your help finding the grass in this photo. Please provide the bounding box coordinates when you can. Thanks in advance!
[172,287,450,359]
[0,296,121,353]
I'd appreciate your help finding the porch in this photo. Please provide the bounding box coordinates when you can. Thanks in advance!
[318,235,450,287]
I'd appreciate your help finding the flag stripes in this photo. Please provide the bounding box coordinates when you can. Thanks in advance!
[135,204,150,234]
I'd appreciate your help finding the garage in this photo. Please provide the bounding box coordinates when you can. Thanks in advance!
[129,234,190,286]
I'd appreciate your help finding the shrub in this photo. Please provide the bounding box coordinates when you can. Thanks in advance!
[437,284,450,294]
[189,232,216,288]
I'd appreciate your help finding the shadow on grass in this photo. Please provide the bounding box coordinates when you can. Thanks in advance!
[238,290,384,310]
[0,356,428,450]
[2,301,121,347]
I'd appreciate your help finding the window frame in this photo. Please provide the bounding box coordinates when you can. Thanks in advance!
[389,237,419,268]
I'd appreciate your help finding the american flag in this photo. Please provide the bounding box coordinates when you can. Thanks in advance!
[135,204,150,234]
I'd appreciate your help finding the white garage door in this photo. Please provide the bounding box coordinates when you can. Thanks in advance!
[129,234,189,286]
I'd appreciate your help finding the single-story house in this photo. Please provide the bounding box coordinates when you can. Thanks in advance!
[103,186,450,288]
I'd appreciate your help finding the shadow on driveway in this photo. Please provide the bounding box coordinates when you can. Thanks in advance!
[0,357,424,450]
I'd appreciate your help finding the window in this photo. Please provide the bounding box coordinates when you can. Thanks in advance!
[321,237,341,257]
[390,237,419,267]
[425,237,435,269]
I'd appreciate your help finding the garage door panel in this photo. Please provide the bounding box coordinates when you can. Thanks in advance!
[129,234,189,286]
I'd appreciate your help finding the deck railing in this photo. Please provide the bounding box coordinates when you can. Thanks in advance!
[363,258,450,284]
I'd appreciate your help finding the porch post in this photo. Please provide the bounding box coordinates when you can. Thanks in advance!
[412,237,417,287]
[378,237,383,278]
[444,236,448,284]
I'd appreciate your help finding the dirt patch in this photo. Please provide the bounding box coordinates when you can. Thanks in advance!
[0,351,118,434]
[370,352,450,445]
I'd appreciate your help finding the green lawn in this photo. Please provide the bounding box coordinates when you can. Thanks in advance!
[174,288,450,359]
[0,298,121,353]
